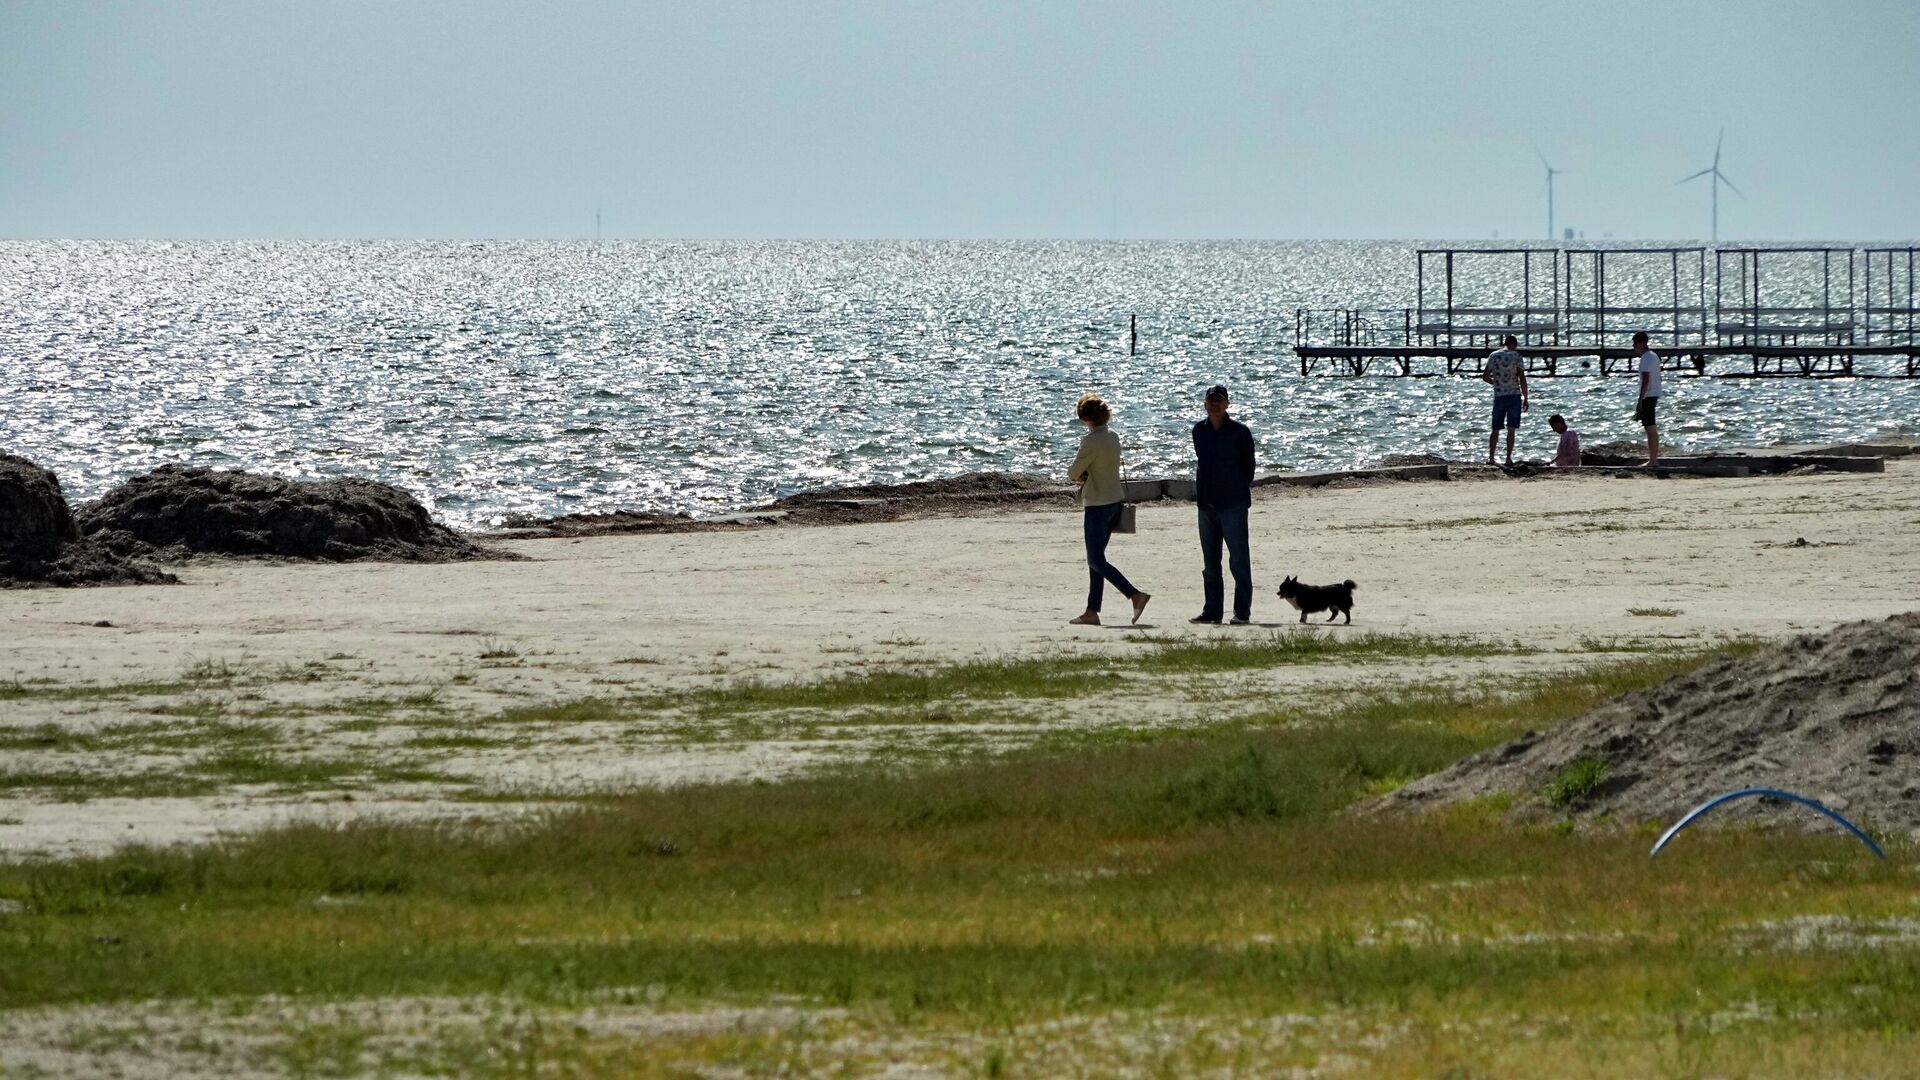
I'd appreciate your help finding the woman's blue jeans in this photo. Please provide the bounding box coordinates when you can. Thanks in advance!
[1083,502,1138,613]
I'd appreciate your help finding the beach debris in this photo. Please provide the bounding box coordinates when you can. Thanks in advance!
[1651,787,1884,859]
[1368,611,1920,834]
[76,465,501,562]
[0,452,77,554]
[0,452,79,584]
[0,453,176,588]
[768,471,1070,524]
[493,471,1070,536]
[1374,452,1450,468]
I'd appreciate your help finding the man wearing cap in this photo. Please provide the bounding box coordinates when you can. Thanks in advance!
[1190,384,1258,625]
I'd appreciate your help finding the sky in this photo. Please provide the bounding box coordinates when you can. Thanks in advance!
[3,0,1917,241]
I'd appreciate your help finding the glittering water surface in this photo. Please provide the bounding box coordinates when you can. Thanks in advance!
[3,241,1913,529]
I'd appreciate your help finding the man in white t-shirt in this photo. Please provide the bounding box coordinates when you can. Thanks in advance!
[1632,331,1662,465]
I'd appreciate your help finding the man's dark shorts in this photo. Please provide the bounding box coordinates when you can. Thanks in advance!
[1491,394,1522,431]
[1635,396,1660,427]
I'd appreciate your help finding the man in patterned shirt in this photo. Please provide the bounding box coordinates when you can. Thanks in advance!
[1481,334,1529,466]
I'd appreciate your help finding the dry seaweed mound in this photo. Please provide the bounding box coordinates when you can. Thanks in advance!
[766,471,1071,525]
[1371,613,1920,835]
[0,453,78,562]
[1,453,175,587]
[76,465,493,563]
[486,473,1068,538]
[490,508,720,538]
[1373,452,1451,468]
[772,471,1064,506]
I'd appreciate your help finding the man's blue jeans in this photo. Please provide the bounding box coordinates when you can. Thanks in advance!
[1197,503,1252,620]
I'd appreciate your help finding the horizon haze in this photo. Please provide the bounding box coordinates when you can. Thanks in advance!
[3,0,1916,242]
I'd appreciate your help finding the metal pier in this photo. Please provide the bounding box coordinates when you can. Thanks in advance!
[1296,246,1920,377]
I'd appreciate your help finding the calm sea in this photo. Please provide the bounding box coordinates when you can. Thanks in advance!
[3,241,1913,530]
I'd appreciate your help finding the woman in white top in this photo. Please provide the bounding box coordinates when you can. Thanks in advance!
[1065,393,1149,626]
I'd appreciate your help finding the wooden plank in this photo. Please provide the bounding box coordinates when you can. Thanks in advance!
[1581,454,1885,474]
[1568,463,1752,478]
[1704,455,1884,474]
[1809,443,1920,458]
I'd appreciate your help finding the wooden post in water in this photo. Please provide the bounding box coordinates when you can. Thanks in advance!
[1130,314,1137,356]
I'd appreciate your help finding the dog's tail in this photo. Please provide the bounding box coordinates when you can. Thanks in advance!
[1344,580,1358,591]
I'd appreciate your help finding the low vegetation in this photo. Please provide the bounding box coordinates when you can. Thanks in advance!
[2,639,1910,1075]
[1543,754,1611,807]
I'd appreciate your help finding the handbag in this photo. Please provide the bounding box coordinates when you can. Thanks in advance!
[1111,440,1138,535]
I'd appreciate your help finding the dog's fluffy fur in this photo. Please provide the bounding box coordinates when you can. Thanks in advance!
[1277,576,1357,624]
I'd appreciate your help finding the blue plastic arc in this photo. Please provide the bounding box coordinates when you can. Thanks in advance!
[1650,787,1885,859]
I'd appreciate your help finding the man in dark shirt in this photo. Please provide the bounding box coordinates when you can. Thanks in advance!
[1190,384,1257,624]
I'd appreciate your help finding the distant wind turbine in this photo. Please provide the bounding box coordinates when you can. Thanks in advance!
[1537,150,1563,241]
[1676,130,1745,243]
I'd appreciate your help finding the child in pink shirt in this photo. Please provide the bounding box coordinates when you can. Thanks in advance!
[1548,414,1581,467]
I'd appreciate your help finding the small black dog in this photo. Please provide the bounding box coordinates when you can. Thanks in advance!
[1277,576,1358,624]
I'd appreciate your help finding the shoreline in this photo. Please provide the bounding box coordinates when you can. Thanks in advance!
[473,436,1920,539]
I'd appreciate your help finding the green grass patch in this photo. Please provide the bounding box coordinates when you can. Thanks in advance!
[0,723,72,751]
[0,647,1801,994]
[404,732,509,750]
[0,768,219,801]
[191,750,456,790]
[1544,755,1611,808]
[0,745,460,802]
[9,638,1898,1077]
[699,631,1527,715]
[0,719,287,754]
[141,699,230,721]
[338,691,444,714]
[1627,607,1683,617]
[0,657,329,704]
[0,679,201,702]
[476,638,521,660]
[489,697,668,725]
[1134,629,1527,672]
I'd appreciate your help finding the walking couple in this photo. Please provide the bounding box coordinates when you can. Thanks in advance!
[1067,384,1257,627]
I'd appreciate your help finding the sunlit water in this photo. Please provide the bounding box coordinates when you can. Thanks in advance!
[2,241,1913,530]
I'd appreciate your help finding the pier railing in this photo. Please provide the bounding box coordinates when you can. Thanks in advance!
[1295,245,1920,378]
[1864,247,1920,377]
[1293,309,1415,375]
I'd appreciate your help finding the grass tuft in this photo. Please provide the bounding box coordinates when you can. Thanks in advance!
[1544,755,1611,807]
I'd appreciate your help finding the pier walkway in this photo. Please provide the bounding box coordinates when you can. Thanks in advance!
[1295,246,1920,378]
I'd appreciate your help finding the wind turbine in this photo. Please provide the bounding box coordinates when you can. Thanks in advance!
[1677,129,1745,243]
[1537,150,1562,241]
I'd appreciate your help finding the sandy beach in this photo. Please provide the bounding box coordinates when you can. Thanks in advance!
[6,458,1920,858]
